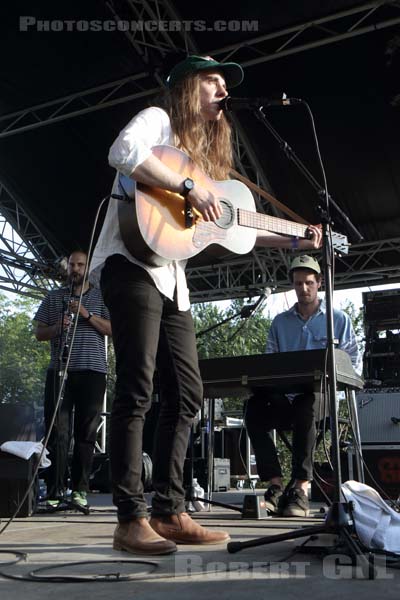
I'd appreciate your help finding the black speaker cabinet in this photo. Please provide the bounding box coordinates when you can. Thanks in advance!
[214,428,249,477]
[361,445,400,500]
[184,457,208,491]
[0,403,36,445]
[0,451,37,517]
[312,447,400,501]
[311,455,351,502]
[89,453,111,493]
[89,452,153,493]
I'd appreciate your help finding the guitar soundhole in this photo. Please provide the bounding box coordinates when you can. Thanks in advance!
[216,199,234,229]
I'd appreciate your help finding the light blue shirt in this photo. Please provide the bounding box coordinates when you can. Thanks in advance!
[266,299,359,368]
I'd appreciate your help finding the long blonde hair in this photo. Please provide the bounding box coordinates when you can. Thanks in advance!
[161,73,234,180]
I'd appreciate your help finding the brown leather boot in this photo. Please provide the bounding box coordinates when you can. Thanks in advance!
[150,512,230,545]
[113,517,177,555]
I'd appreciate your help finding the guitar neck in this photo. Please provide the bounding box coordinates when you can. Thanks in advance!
[238,208,309,238]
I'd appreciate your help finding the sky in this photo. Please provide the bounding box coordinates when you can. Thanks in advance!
[214,281,400,326]
[265,283,400,319]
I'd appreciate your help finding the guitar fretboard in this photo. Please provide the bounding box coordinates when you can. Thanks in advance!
[237,208,309,238]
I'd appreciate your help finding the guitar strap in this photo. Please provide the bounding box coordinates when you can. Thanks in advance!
[230,168,308,225]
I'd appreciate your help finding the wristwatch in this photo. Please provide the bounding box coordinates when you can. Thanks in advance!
[86,311,94,321]
[181,177,194,197]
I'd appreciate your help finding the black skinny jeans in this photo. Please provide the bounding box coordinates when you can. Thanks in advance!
[100,255,203,522]
[244,391,318,482]
[44,369,106,497]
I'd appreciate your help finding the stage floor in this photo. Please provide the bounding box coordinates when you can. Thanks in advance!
[0,491,399,599]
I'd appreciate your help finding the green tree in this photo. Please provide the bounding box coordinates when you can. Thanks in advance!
[103,299,272,411]
[0,293,49,407]
[193,299,272,415]
[340,299,365,357]
[193,298,272,359]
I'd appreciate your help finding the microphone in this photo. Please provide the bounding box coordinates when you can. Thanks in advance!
[261,286,273,300]
[218,94,301,112]
[240,287,273,318]
[33,256,68,280]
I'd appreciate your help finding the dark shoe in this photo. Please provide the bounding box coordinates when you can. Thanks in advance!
[150,512,230,545]
[71,491,88,508]
[45,498,61,508]
[281,488,310,517]
[264,484,283,515]
[113,518,177,555]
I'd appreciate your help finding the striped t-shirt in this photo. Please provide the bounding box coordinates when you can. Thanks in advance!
[34,286,110,373]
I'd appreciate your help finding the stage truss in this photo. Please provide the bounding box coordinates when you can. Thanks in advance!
[1,0,400,301]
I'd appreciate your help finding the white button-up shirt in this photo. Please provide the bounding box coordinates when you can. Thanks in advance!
[90,106,190,311]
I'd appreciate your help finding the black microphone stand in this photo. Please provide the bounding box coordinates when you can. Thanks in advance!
[189,291,272,514]
[226,103,375,578]
[196,291,269,339]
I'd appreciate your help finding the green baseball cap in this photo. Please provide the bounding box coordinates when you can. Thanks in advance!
[289,255,321,275]
[166,55,244,89]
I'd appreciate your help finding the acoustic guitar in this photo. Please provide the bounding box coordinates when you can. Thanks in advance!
[118,144,348,267]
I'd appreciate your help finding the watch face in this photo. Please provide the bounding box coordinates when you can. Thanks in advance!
[184,178,194,194]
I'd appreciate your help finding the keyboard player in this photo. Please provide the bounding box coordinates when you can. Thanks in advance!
[244,255,359,517]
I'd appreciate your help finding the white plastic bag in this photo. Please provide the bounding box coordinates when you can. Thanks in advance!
[192,478,206,511]
[342,480,400,554]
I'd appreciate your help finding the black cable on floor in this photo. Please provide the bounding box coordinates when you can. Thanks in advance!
[0,559,158,583]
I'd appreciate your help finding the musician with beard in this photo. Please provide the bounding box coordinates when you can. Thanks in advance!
[34,250,111,508]
[89,55,322,555]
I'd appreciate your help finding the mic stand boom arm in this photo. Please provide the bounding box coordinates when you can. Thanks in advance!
[196,290,270,338]
[251,106,363,243]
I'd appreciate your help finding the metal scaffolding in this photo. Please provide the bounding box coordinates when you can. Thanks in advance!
[0,180,62,298]
[186,236,400,302]
[1,0,400,300]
